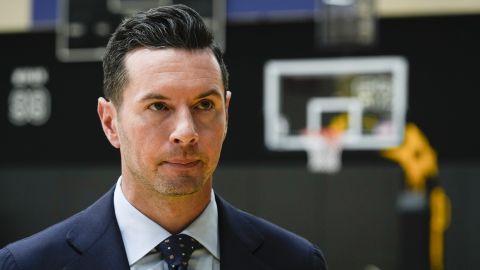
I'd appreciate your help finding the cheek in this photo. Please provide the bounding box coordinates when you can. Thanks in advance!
[122,121,162,153]
[141,125,169,149]
[199,120,226,153]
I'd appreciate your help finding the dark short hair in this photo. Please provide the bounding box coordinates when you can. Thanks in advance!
[103,4,229,106]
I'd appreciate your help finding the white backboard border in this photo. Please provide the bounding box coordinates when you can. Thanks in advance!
[264,56,408,151]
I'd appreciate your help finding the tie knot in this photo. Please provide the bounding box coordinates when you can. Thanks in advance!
[156,234,202,270]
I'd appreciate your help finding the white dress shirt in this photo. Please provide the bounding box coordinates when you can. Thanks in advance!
[113,177,220,270]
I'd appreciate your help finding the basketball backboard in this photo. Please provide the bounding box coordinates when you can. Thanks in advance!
[264,56,408,152]
[57,0,226,62]
[108,0,172,14]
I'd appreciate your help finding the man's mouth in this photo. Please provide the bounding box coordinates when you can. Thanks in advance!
[162,159,201,168]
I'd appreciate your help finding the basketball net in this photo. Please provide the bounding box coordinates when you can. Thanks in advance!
[302,128,344,174]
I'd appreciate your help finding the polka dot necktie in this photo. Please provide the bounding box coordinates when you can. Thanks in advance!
[156,234,202,270]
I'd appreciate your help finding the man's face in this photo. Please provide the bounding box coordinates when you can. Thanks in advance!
[99,48,230,197]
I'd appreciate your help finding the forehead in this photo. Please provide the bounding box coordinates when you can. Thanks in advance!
[124,47,222,84]
[121,48,224,103]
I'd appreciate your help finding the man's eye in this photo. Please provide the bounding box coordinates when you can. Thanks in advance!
[197,100,214,110]
[149,103,168,111]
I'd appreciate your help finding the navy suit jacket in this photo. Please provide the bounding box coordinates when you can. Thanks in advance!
[0,187,327,270]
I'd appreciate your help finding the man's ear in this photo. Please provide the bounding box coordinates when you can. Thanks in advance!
[97,97,120,149]
[224,91,231,137]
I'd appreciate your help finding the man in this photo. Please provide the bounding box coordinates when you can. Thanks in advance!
[0,5,327,270]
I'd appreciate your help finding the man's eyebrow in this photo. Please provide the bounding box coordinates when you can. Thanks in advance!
[195,89,223,99]
[138,93,169,102]
[138,89,222,102]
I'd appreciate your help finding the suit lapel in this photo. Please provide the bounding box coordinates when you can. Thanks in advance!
[216,195,272,270]
[61,188,272,269]
[64,187,129,270]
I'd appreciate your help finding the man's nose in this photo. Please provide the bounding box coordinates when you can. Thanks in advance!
[169,108,199,146]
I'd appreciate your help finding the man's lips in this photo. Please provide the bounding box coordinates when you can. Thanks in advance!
[161,159,201,168]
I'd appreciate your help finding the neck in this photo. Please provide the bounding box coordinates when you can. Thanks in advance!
[120,176,212,234]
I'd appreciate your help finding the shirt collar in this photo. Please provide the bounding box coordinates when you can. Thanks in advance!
[113,176,219,266]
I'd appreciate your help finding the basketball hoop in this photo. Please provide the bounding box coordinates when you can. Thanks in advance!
[302,129,344,174]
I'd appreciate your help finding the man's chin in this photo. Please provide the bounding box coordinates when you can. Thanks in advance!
[152,175,208,197]
[162,190,198,197]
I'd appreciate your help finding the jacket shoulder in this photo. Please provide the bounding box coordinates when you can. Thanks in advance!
[216,195,327,270]
[0,187,118,270]
[0,248,18,270]
[240,209,327,269]
[0,211,84,270]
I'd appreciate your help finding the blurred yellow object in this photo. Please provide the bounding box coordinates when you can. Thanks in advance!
[430,187,451,270]
[381,123,438,191]
[328,113,349,133]
[328,113,379,133]
[382,123,448,270]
